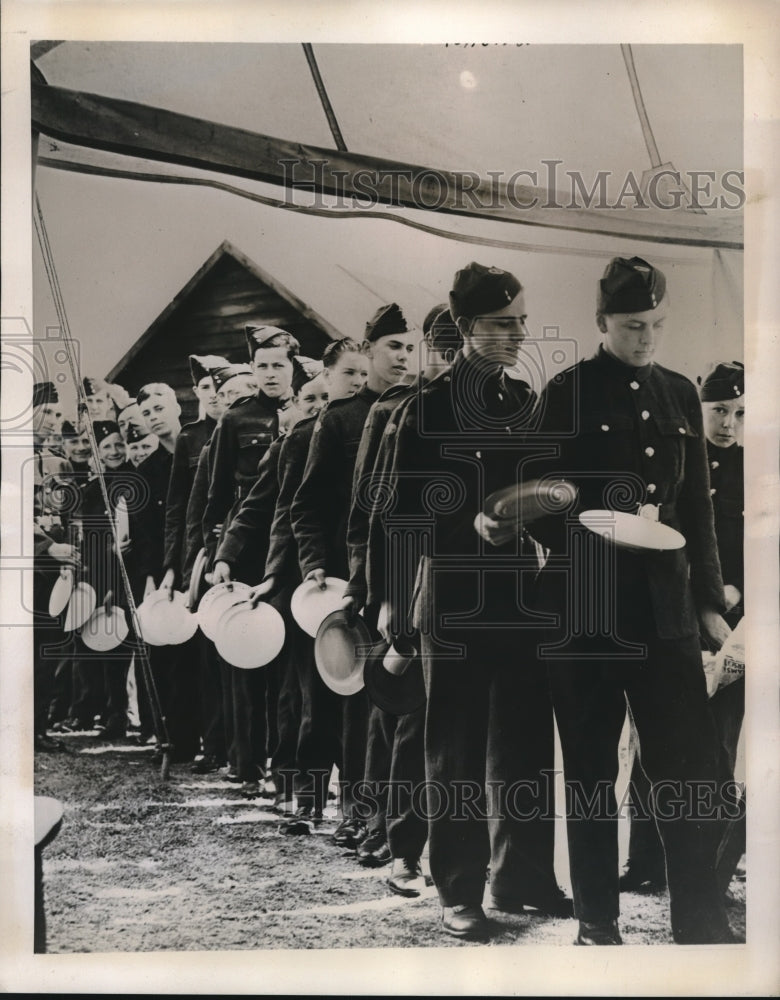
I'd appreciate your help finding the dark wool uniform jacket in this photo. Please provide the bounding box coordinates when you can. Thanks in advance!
[371,351,540,639]
[528,345,725,642]
[33,446,78,604]
[202,391,282,542]
[181,443,211,588]
[164,414,216,580]
[344,380,418,607]
[707,440,743,625]
[291,386,380,580]
[263,415,318,586]
[80,464,138,609]
[126,445,173,595]
[214,435,284,585]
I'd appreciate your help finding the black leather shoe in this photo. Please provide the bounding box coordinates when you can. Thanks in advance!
[281,806,323,835]
[491,888,574,918]
[59,717,92,733]
[95,722,126,740]
[387,858,425,898]
[191,754,226,775]
[222,766,242,783]
[441,904,490,940]
[357,830,392,867]
[332,817,367,848]
[35,733,68,753]
[618,862,667,893]
[576,919,623,945]
[239,780,262,800]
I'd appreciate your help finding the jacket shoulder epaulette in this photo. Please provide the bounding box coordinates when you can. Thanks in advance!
[227,394,256,411]
[291,414,318,434]
[652,362,698,392]
[377,382,412,403]
[323,395,355,413]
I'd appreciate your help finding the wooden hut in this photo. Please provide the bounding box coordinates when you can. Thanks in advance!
[107,240,341,425]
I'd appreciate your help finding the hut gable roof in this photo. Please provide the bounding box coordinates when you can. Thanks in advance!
[107,240,340,421]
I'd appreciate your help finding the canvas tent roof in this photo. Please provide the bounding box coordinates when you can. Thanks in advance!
[30,42,743,410]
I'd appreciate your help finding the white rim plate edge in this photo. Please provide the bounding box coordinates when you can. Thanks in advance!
[145,593,198,645]
[313,611,369,694]
[81,606,129,652]
[196,582,252,640]
[188,547,208,609]
[49,569,74,617]
[290,577,348,638]
[214,600,285,669]
[63,582,97,632]
[578,509,685,551]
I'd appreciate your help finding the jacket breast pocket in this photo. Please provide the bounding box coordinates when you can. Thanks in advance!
[568,414,637,509]
[237,430,273,478]
[653,416,697,484]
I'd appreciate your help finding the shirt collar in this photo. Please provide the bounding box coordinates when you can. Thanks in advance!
[358,385,381,404]
[594,343,655,384]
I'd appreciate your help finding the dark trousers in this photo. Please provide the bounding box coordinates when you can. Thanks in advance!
[197,637,226,760]
[267,589,302,788]
[547,634,732,944]
[71,639,106,727]
[34,613,71,737]
[48,656,74,724]
[361,703,397,835]
[137,640,201,759]
[102,649,130,731]
[340,689,370,819]
[627,676,746,889]
[230,663,268,780]
[386,704,428,864]
[420,627,559,908]
[271,654,302,798]
[220,656,235,767]
[293,626,341,813]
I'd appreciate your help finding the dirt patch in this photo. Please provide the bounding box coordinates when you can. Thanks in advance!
[34,734,745,952]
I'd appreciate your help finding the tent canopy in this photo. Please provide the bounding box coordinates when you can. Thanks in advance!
[31,42,743,410]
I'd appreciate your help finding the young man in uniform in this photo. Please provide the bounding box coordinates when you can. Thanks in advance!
[620,360,746,896]
[256,339,368,831]
[160,354,227,595]
[383,262,570,939]
[202,328,296,791]
[341,304,460,876]
[178,362,257,776]
[32,381,78,751]
[126,382,199,762]
[524,256,733,945]
[210,358,324,800]
[290,305,418,847]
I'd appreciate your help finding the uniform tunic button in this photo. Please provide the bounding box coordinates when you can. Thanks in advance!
[645,447,655,457]
[497,392,504,402]
[252,438,258,444]
[711,461,719,469]
[630,381,640,390]
[641,410,650,420]
[710,488,716,495]
[678,427,686,434]
[475,450,482,459]
[601,424,609,432]
[647,483,657,493]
